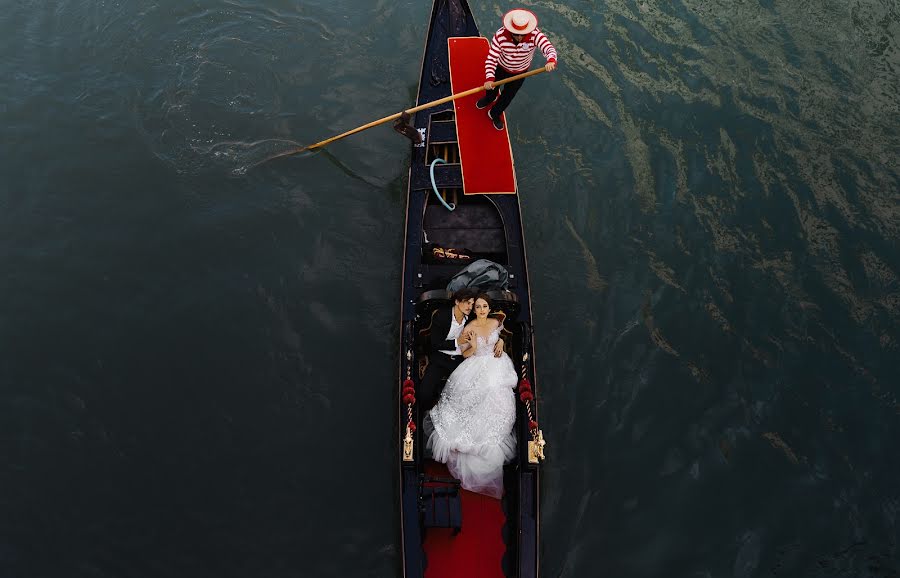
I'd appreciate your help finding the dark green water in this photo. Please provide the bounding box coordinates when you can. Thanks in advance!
[1,1,898,576]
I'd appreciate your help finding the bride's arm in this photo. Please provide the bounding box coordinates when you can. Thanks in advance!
[462,323,478,358]
[491,319,505,357]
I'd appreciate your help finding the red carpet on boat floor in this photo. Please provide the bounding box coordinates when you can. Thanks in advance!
[449,37,517,195]
[423,461,507,578]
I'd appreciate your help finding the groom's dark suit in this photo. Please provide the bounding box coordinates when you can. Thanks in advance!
[419,306,468,411]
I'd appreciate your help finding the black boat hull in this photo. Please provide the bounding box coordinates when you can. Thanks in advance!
[397,2,542,576]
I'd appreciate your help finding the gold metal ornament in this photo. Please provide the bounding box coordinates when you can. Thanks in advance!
[528,429,546,463]
[403,426,414,461]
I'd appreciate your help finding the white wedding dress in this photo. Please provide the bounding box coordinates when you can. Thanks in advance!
[426,325,517,498]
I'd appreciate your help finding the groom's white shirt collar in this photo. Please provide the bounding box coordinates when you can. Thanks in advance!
[440,309,467,356]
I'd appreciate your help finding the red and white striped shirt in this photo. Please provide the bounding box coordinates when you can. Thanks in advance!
[484,27,558,81]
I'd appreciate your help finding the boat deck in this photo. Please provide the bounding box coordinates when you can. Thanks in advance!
[422,462,508,578]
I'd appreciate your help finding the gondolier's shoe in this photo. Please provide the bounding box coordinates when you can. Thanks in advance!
[488,109,504,131]
[476,94,497,110]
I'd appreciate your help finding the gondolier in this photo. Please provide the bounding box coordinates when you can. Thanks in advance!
[477,8,558,130]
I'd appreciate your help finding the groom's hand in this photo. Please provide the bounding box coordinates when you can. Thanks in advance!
[493,338,504,357]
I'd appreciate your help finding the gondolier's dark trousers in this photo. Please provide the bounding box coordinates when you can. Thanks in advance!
[486,67,526,119]
[419,351,464,412]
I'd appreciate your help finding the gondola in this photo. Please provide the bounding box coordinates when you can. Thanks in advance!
[396,1,546,576]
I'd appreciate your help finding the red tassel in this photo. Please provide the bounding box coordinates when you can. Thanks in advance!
[518,378,532,392]
[520,391,534,402]
[402,386,416,397]
[403,378,414,389]
[407,421,417,432]
[529,420,539,430]
[403,393,416,405]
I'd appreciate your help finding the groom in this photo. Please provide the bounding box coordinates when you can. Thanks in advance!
[420,288,505,411]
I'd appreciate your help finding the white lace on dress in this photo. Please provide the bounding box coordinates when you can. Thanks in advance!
[427,324,517,498]
[473,327,501,356]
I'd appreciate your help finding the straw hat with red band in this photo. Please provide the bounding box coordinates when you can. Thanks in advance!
[503,9,538,36]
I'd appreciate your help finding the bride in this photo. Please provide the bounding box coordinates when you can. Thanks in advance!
[426,293,518,498]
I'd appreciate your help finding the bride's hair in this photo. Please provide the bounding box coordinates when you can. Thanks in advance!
[474,293,493,312]
[474,293,505,324]
[473,294,509,352]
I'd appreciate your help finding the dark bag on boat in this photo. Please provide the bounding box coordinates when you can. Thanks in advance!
[424,242,475,264]
[419,476,462,534]
[446,258,510,292]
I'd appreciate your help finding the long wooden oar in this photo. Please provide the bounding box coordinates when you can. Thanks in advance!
[256,67,547,166]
